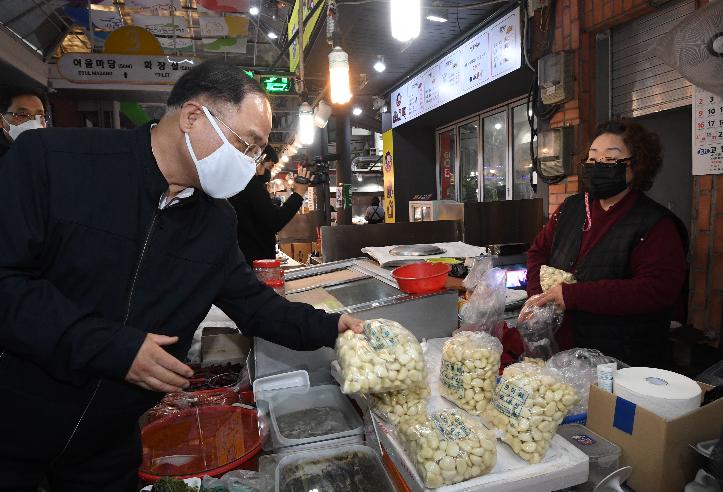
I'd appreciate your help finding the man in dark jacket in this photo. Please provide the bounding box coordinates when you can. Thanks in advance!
[229,145,311,263]
[0,60,361,491]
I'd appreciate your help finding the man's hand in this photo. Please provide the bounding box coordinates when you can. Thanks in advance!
[338,314,364,334]
[531,285,566,311]
[125,334,194,393]
[292,168,312,196]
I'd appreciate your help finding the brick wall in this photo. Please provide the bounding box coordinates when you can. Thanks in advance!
[689,175,723,342]
[582,0,653,31]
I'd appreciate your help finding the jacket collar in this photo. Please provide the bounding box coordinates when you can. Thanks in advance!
[133,121,170,204]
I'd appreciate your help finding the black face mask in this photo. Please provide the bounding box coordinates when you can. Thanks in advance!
[581,161,630,199]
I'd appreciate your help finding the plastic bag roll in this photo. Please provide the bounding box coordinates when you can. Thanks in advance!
[613,367,702,420]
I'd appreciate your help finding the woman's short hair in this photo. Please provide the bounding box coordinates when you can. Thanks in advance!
[592,120,663,192]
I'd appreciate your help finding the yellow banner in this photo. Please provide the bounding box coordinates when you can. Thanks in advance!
[288,0,325,73]
[382,130,396,223]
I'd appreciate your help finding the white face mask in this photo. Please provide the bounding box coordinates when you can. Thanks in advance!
[184,106,256,199]
[4,116,44,141]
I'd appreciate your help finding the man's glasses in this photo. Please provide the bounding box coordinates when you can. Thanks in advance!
[206,109,265,164]
[3,112,48,126]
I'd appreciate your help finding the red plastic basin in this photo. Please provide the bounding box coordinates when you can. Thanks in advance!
[139,406,264,482]
[392,262,451,294]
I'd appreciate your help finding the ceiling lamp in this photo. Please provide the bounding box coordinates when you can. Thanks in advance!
[298,102,315,145]
[281,154,290,163]
[249,6,259,15]
[352,107,362,116]
[426,7,448,22]
[373,55,386,73]
[391,0,421,42]
[268,31,278,39]
[314,100,333,128]
[329,47,352,104]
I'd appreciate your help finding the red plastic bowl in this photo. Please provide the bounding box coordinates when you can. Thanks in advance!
[392,262,451,294]
[139,406,264,482]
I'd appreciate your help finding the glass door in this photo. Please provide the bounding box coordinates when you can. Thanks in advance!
[482,112,508,201]
[438,129,457,200]
[458,119,481,202]
[512,104,536,199]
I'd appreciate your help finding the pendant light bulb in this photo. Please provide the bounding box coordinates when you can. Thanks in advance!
[329,47,352,104]
[298,102,315,145]
[249,6,259,15]
[373,55,386,73]
[391,0,420,42]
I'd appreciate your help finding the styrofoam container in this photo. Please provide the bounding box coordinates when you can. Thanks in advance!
[275,444,396,492]
[268,384,363,452]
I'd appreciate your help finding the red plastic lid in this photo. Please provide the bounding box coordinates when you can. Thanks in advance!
[139,406,265,482]
[265,280,285,287]
[253,259,281,268]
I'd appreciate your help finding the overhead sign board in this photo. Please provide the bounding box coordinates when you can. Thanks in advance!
[58,54,199,84]
[391,7,521,128]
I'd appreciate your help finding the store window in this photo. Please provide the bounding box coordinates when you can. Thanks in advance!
[483,112,508,202]
[438,129,456,200]
[436,96,538,203]
[512,104,536,199]
[459,120,480,202]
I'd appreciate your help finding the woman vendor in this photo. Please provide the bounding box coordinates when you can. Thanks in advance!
[526,121,688,367]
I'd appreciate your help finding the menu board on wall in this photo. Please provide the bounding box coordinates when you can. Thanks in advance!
[693,86,723,175]
[392,6,520,128]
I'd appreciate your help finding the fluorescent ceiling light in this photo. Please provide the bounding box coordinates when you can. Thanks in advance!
[249,6,259,15]
[352,107,363,116]
[268,31,278,39]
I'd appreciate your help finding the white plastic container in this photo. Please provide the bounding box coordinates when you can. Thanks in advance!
[275,444,396,492]
[268,384,364,452]
[558,424,621,492]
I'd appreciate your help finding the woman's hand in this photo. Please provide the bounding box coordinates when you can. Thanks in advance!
[338,314,364,334]
[532,284,566,311]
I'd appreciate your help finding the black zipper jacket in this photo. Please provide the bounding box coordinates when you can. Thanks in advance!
[0,124,340,462]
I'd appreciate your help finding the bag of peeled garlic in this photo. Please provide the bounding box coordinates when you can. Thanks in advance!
[336,319,426,394]
[397,409,496,489]
[440,331,502,415]
[370,386,430,425]
[484,362,579,464]
[539,265,576,292]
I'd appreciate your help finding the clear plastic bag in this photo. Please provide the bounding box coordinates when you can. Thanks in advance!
[397,409,497,489]
[516,295,563,360]
[459,267,507,334]
[371,386,430,425]
[336,319,426,394]
[546,348,618,415]
[143,388,240,426]
[484,362,579,464]
[539,265,576,292]
[462,257,494,291]
[201,470,271,492]
[440,331,502,415]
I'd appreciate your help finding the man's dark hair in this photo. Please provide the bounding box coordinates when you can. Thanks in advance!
[0,87,45,114]
[167,60,267,109]
[592,120,663,192]
[263,145,278,164]
[372,196,380,207]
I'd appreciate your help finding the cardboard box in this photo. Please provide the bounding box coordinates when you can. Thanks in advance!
[278,242,315,264]
[586,384,723,492]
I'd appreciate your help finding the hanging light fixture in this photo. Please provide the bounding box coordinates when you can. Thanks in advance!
[391,0,420,42]
[249,6,259,15]
[426,3,448,22]
[314,100,333,128]
[373,55,386,73]
[298,102,315,145]
[329,46,352,104]
[352,106,362,116]
[281,154,290,163]
[268,31,278,39]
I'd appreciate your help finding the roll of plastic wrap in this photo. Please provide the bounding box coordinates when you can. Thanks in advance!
[613,367,702,420]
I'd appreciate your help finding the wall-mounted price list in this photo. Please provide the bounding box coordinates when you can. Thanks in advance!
[693,86,723,175]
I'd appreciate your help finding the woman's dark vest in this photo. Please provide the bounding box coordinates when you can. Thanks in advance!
[548,193,688,367]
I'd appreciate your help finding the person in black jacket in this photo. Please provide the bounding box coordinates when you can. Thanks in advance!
[0,60,362,491]
[229,145,311,263]
[0,87,47,158]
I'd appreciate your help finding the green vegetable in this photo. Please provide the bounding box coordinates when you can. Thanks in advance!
[151,477,196,492]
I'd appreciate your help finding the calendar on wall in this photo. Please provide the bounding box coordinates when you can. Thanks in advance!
[693,86,723,175]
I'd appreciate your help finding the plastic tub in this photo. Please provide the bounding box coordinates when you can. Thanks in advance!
[392,262,451,294]
[268,385,363,451]
[139,406,265,482]
[275,444,396,492]
[558,424,621,492]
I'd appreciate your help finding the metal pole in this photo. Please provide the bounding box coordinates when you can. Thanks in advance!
[112,101,121,129]
[298,0,304,89]
[335,107,352,225]
[319,126,331,226]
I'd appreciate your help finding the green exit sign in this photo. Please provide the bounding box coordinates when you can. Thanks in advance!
[261,76,292,94]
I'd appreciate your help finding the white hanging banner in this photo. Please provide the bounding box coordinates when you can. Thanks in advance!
[91,10,124,30]
[131,14,193,49]
[693,85,723,175]
[57,54,200,84]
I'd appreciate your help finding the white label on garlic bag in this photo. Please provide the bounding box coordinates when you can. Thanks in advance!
[363,322,399,350]
[440,360,466,399]
[430,412,472,441]
[492,379,529,419]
